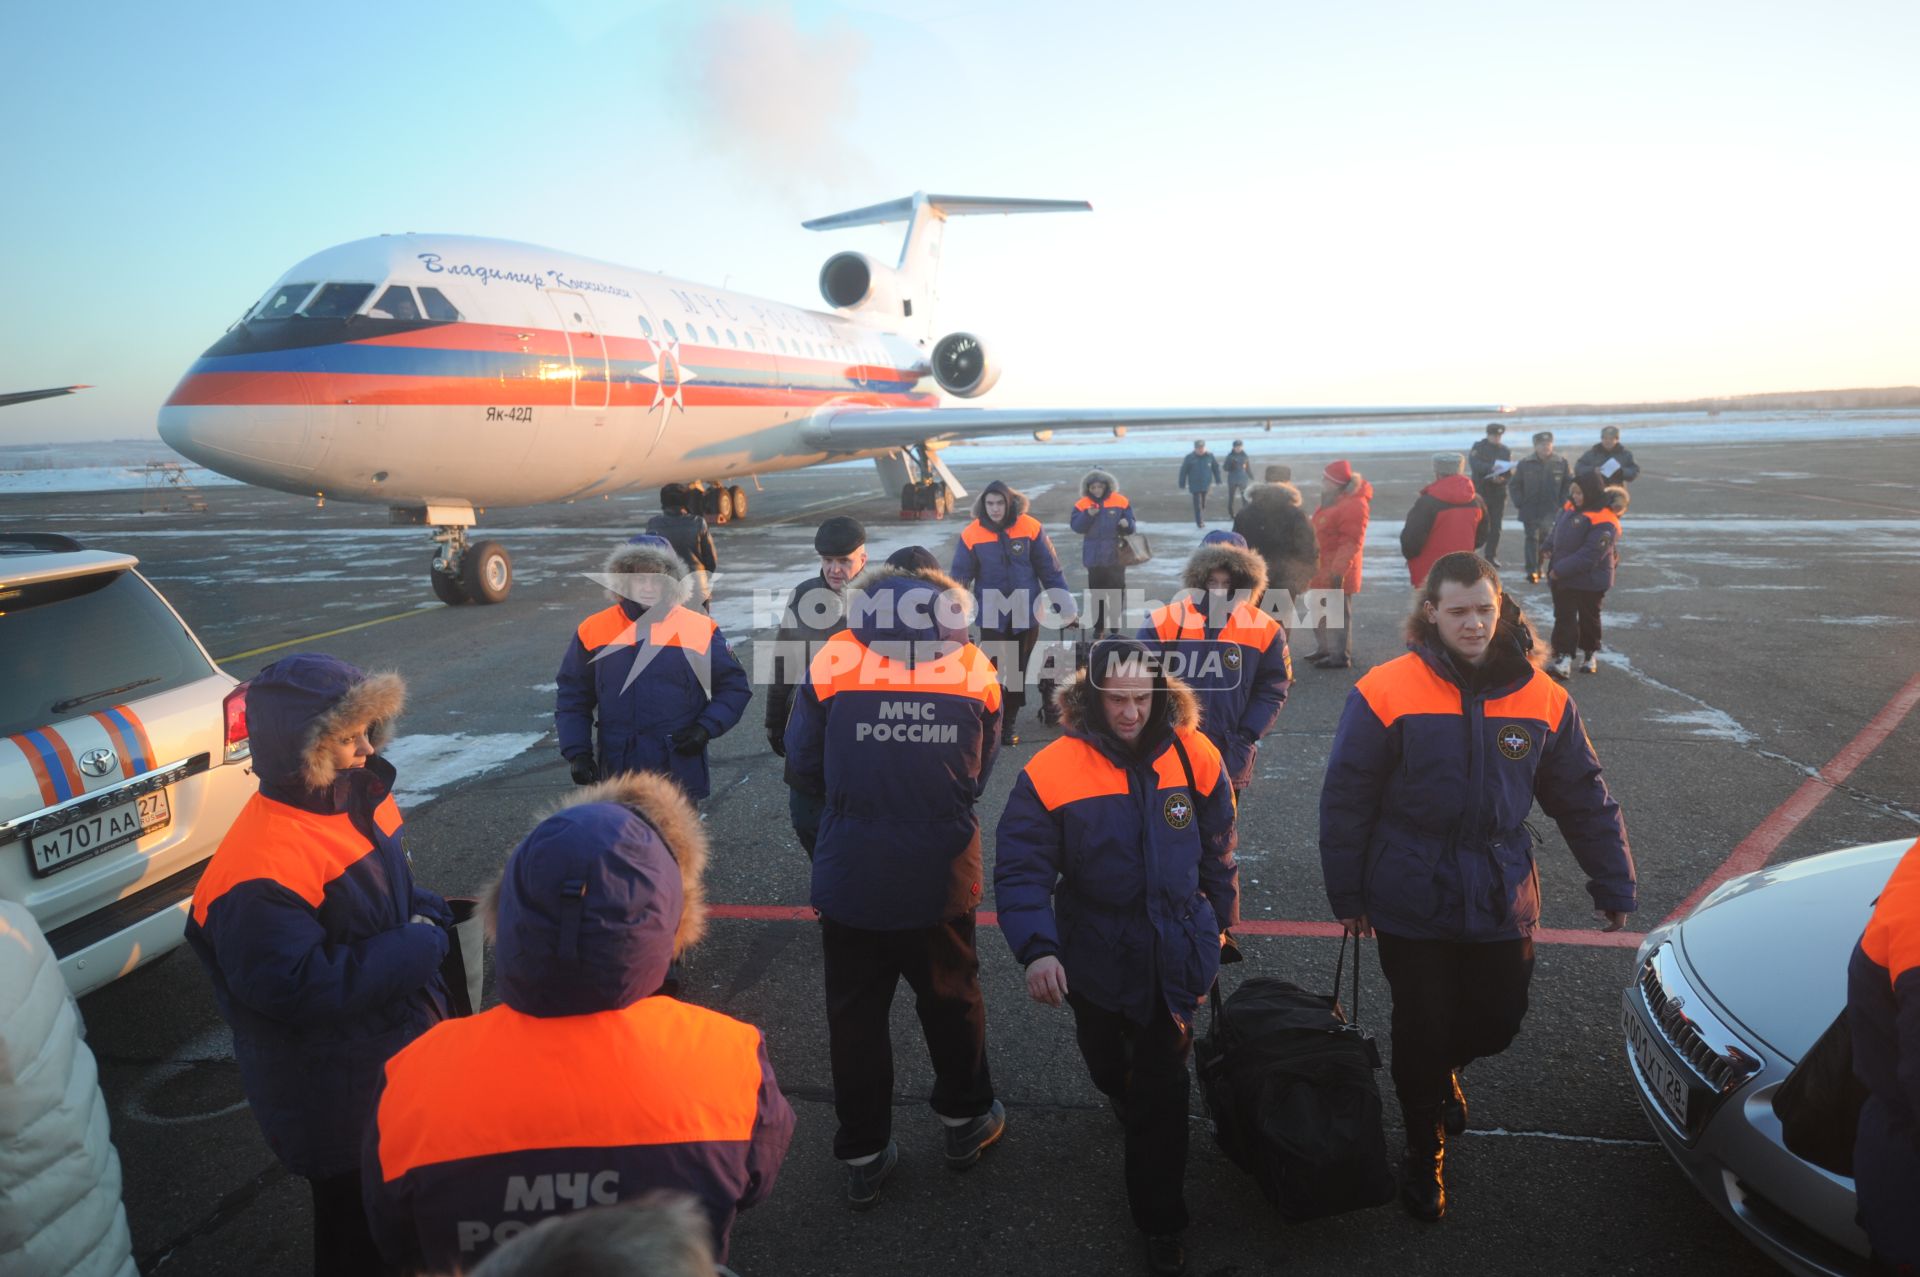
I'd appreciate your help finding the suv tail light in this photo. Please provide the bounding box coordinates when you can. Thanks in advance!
[223,681,251,762]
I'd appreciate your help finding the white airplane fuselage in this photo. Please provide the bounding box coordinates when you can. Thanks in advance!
[159,234,939,509]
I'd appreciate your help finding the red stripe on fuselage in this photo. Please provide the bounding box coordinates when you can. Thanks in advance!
[166,370,935,410]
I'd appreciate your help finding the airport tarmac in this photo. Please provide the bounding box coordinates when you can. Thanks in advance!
[7,429,1919,1276]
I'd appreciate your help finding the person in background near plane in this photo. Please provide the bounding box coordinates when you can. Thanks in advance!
[1176,441,1224,527]
[995,637,1239,1277]
[765,517,867,856]
[1139,531,1291,800]
[1222,440,1254,517]
[1070,468,1136,640]
[1846,834,1920,1275]
[1511,431,1573,584]
[950,479,1076,745]
[646,484,719,612]
[1467,423,1512,567]
[1544,472,1629,679]
[1320,552,1634,1225]
[556,536,752,800]
[184,654,450,1277]
[783,557,1007,1210]
[1306,460,1371,670]
[1400,453,1487,589]
[1231,471,1318,616]
[1575,425,1640,484]
[362,774,792,1275]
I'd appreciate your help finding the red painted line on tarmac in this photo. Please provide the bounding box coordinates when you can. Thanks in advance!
[707,905,1645,948]
[1664,669,1920,924]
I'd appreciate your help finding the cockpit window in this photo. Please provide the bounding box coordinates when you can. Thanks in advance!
[370,286,421,321]
[254,283,316,320]
[302,283,376,318]
[417,287,460,322]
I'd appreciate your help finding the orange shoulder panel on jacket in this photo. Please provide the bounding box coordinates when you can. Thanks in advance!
[1073,496,1096,512]
[576,604,637,651]
[1147,600,1204,642]
[1154,728,1226,796]
[1587,508,1622,533]
[649,606,717,654]
[1006,514,1044,540]
[1023,738,1128,810]
[810,632,1000,706]
[373,795,403,837]
[1220,603,1281,651]
[1482,669,1570,727]
[190,795,376,926]
[1108,493,1132,509]
[1861,837,1920,984]
[960,521,996,549]
[375,1000,767,1182]
[1354,654,1462,727]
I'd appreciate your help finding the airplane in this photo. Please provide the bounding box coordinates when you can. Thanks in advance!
[158,192,1501,604]
[2,385,89,408]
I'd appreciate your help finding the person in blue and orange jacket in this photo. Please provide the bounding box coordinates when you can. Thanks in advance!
[363,771,794,1274]
[184,653,450,1277]
[996,637,1238,1277]
[1319,552,1633,1224]
[783,559,1007,1209]
[950,479,1076,744]
[1069,468,1136,640]
[1545,469,1630,679]
[555,535,751,800]
[1138,531,1290,798]
[1847,834,1920,1273]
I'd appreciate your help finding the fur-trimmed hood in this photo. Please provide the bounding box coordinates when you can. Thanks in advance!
[1182,540,1268,600]
[1244,481,1302,509]
[603,537,692,609]
[485,771,709,1017]
[1080,469,1120,499]
[1603,485,1630,515]
[1055,667,1200,742]
[845,563,973,649]
[971,479,1029,527]
[244,652,404,798]
[1402,593,1546,674]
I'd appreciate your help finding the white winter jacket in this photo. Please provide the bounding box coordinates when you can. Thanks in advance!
[0,899,137,1277]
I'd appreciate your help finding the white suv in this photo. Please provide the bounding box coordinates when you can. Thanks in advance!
[1,532,257,996]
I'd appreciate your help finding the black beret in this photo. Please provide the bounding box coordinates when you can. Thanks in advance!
[886,545,940,572]
[814,515,867,556]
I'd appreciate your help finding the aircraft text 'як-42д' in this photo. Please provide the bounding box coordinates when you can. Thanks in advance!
[155,192,1501,604]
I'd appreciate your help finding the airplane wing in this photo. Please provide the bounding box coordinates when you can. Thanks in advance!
[801,403,1508,451]
[0,385,89,408]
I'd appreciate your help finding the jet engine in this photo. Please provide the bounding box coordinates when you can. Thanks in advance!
[931,331,1001,398]
[818,252,909,319]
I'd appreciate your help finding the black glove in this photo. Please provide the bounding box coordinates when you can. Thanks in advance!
[766,725,787,758]
[568,756,597,785]
[671,724,711,756]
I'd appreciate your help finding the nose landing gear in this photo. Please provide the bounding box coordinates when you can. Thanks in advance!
[399,504,514,605]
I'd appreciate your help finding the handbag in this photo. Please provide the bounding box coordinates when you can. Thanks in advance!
[438,895,487,1016]
[1117,532,1153,568]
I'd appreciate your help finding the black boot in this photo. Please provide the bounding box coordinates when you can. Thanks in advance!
[1442,1070,1468,1136]
[1400,1110,1446,1222]
[1001,717,1019,747]
[1038,679,1061,727]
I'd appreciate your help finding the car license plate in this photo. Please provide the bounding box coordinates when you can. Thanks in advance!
[1624,1004,1691,1128]
[27,791,171,877]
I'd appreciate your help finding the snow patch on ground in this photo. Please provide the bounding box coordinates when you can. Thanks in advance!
[382,732,547,806]
[0,465,242,495]
[531,682,559,692]
[1597,651,1757,744]
[1809,615,1916,627]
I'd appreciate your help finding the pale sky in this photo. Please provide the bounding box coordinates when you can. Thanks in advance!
[3,0,1916,443]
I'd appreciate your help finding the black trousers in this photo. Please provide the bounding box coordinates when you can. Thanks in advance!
[1522,516,1556,574]
[980,624,1041,720]
[820,916,995,1161]
[1480,488,1507,560]
[1550,585,1605,656]
[309,1169,394,1277]
[1068,993,1193,1235]
[1086,565,1128,638]
[1374,933,1535,1124]
[1227,481,1249,517]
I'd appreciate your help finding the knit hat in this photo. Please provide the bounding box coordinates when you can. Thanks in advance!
[1200,529,1248,550]
[1323,459,1353,485]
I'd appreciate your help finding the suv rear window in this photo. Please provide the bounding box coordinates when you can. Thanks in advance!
[0,571,216,738]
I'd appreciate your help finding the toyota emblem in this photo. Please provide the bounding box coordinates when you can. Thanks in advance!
[78,747,118,778]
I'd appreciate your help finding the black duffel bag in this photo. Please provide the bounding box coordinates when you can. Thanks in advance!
[1772,1007,1867,1176]
[1195,932,1397,1222]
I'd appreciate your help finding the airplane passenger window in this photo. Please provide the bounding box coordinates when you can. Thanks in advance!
[706,325,719,345]
[302,283,376,318]
[637,316,654,338]
[418,287,460,321]
[665,320,680,341]
[726,329,737,346]
[254,283,317,320]
[742,332,755,350]
[370,286,421,321]
[777,337,788,352]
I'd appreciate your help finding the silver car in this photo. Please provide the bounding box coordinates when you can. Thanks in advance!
[1621,839,1907,1276]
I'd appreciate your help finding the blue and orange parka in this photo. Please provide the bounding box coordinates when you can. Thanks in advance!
[1319,618,1634,941]
[1847,836,1920,1265]
[995,666,1239,1030]
[784,563,1004,930]
[363,772,794,1272]
[556,538,751,799]
[1139,538,1291,790]
[949,480,1072,631]
[185,653,450,1179]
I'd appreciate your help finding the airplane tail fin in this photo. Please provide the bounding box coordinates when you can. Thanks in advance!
[803,192,1089,339]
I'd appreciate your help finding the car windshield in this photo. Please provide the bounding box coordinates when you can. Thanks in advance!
[301,283,376,318]
[253,283,316,320]
[0,570,216,738]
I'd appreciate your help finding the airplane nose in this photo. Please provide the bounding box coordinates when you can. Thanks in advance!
[157,401,317,494]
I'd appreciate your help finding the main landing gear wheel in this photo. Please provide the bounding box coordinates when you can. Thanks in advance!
[726,485,747,520]
[461,540,513,604]
[430,568,469,605]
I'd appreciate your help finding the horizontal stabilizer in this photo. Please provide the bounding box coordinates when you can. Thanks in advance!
[802,192,1091,232]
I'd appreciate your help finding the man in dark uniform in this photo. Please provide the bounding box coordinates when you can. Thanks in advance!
[765,516,866,856]
[646,483,719,611]
[1511,430,1573,583]
[1467,423,1512,567]
[1575,425,1641,484]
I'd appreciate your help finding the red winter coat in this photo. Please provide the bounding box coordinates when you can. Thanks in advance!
[1310,478,1373,594]
[1399,473,1486,587]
